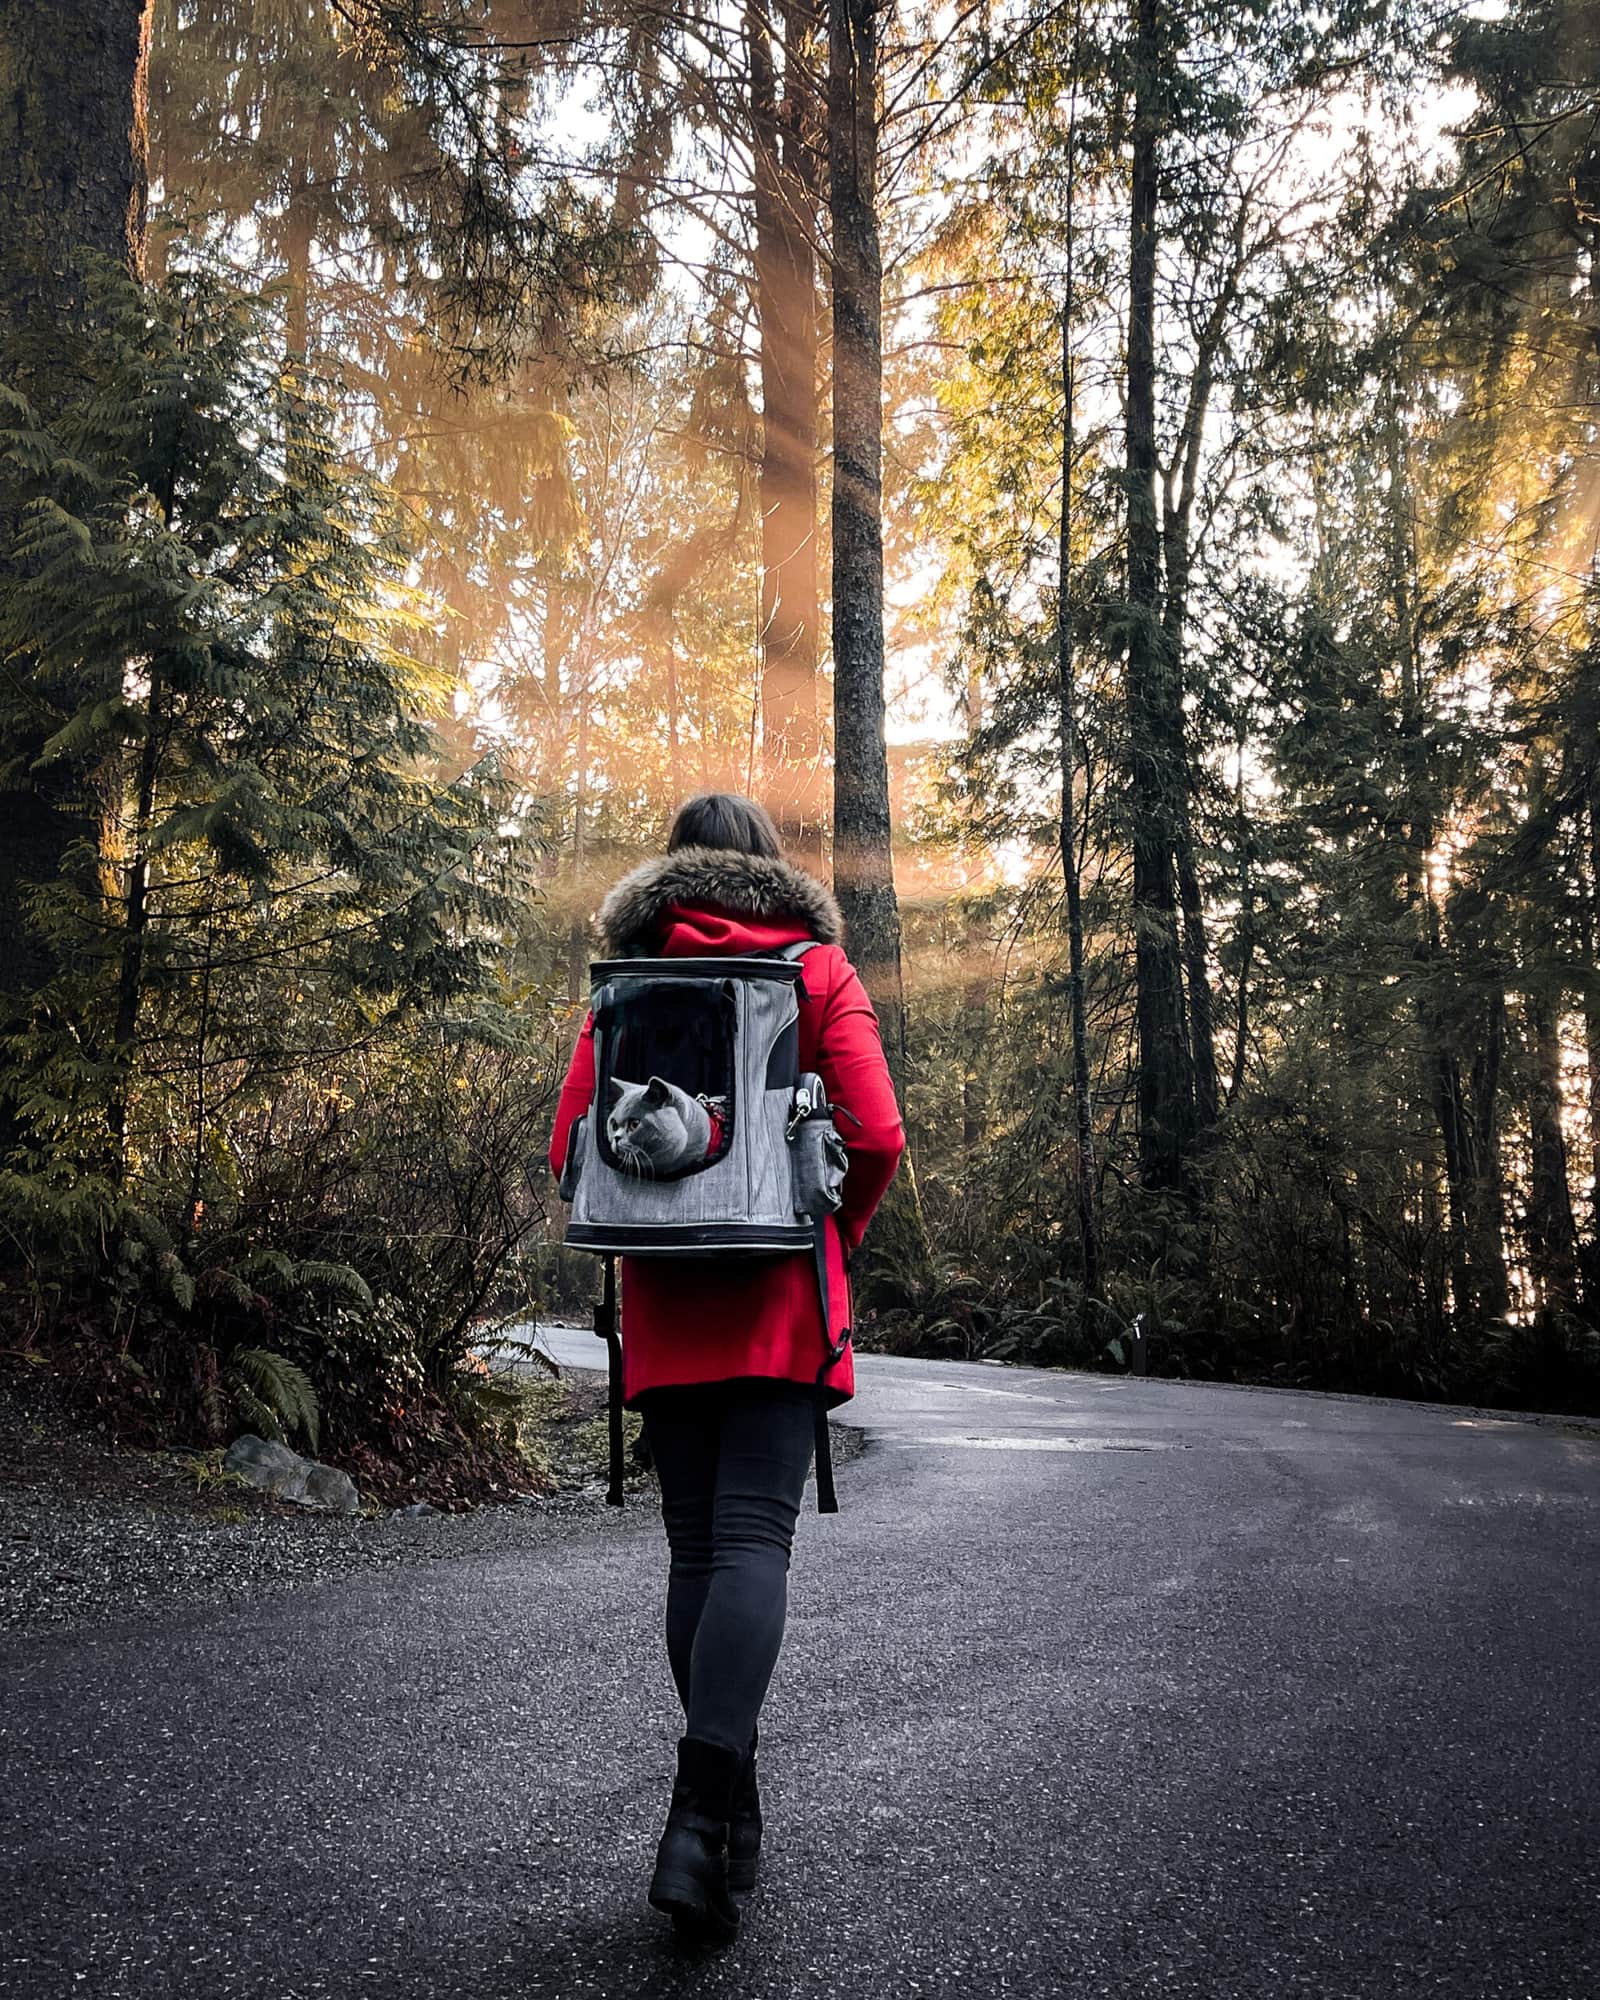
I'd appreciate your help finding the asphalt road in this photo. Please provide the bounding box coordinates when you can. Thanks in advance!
[3,1351,1597,2000]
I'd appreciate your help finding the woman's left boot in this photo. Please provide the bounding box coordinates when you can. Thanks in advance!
[647,1736,742,1945]
[727,1727,762,1899]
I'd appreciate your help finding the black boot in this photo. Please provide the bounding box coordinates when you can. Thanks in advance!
[648,1736,742,1944]
[727,1727,762,1899]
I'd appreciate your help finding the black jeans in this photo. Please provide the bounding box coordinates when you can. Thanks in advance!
[639,1379,817,1756]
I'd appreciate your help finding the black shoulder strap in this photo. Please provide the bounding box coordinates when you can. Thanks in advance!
[596,1254,624,1506]
[786,937,844,1511]
[809,1216,849,1514]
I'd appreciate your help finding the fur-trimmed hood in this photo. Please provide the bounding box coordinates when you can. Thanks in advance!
[595,845,845,957]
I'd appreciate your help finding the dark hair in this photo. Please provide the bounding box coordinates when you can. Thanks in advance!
[666,792,783,860]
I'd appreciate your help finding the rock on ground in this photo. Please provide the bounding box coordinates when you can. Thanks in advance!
[223,1435,361,1515]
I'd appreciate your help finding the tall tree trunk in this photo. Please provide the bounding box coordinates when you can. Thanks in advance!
[1161,557,1216,1141]
[1175,829,1217,1131]
[752,0,824,860]
[1526,984,1580,1311]
[1427,1017,1475,1319]
[666,635,683,802]
[108,439,182,1175]
[1581,778,1600,1309]
[1585,778,1600,1225]
[0,2,152,379]
[109,660,163,1171]
[1227,731,1253,1106]
[0,0,155,1007]
[566,591,600,1004]
[959,649,989,1150]
[1384,383,1477,1316]
[828,0,902,1072]
[1125,0,1193,1192]
[1159,227,1246,1142]
[1057,103,1099,1305]
[285,167,313,364]
[828,0,923,1286]
[1465,988,1511,1319]
[960,918,988,1149]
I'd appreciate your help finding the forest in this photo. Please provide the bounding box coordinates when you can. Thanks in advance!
[2,0,1597,1497]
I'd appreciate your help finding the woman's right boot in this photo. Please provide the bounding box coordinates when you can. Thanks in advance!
[727,1727,762,1898]
[648,1736,742,1944]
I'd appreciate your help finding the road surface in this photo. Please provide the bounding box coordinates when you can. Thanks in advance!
[3,1349,1597,1999]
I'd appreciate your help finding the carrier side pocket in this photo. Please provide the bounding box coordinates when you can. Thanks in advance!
[558,1116,588,1202]
[789,1072,849,1218]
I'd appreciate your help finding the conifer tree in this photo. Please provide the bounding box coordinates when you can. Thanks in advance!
[0,258,526,1228]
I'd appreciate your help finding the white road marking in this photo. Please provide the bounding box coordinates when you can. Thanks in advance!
[926,1382,1065,1405]
[900,1434,1165,1453]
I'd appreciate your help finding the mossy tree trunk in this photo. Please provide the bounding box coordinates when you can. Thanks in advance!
[0,0,155,1006]
[828,0,901,1073]
[1526,980,1580,1313]
[1058,302,1100,1311]
[1585,780,1600,1307]
[827,0,928,1293]
[1124,0,1195,1194]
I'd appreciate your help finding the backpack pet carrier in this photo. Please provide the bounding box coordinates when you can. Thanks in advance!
[557,942,852,1512]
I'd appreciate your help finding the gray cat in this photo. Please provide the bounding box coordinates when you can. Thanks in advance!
[606,1075,718,1176]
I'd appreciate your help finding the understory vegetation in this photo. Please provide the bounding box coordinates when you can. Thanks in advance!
[0,266,567,1482]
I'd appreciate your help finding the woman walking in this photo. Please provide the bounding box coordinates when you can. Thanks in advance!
[546,793,904,1943]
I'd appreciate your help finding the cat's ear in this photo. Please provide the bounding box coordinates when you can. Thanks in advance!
[607,1076,632,1106]
[643,1075,672,1107]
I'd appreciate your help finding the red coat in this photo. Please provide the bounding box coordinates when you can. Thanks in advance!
[546,847,905,1407]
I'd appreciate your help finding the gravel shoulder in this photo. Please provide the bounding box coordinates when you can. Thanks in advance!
[0,1359,864,1638]
[0,1358,630,1637]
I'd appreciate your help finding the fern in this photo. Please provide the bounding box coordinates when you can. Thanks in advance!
[205,1268,259,1311]
[228,1251,371,1306]
[158,1251,196,1313]
[224,1346,321,1453]
[291,1261,374,1306]
[230,1381,282,1441]
[233,1249,298,1290]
